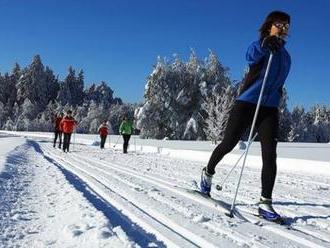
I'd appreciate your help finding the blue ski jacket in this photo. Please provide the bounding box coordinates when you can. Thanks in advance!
[237,40,291,107]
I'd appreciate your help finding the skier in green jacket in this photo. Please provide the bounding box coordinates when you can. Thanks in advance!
[119,116,134,153]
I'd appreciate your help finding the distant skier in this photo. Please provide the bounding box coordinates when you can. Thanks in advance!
[200,11,291,222]
[119,116,133,154]
[53,112,63,148]
[98,121,109,149]
[60,110,77,153]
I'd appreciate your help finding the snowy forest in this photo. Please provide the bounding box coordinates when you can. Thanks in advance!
[0,55,135,134]
[135,51,330,143]
[0,53,330,142]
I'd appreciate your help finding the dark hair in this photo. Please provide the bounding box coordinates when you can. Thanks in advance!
[259,11,290,39]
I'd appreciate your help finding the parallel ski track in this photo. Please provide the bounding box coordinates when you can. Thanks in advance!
[41,146,222,248]
[72,148,330,248]
[43,144,329,248]
[120,149,330,234]
[64,157,270,247]
[121,149,330,189]
[42,146,273,248]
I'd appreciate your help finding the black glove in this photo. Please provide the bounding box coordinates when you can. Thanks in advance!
[262,36,284,53]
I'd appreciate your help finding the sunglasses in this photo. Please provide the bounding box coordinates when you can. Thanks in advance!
[273,22,290,30]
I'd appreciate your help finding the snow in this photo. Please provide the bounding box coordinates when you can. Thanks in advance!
[0,134,25,172]
[0,131,330,247]
[0,134,135,247]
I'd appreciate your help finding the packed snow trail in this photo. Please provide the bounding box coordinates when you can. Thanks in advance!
[38,140,330,248]
[0,138,148,247]
[1,134,329,247]
[41,144,231,247]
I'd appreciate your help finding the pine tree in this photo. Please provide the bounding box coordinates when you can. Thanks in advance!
[310,105,330,142]
[15,55,57,110]
[84,81,114,107]
[45,66,60,103]
[57,66,75,106]
[137,51,234,140]
[278,87,292,141]
[202,84,236,141]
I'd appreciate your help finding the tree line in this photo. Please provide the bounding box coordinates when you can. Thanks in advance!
[1,53,329,142]
[0,55,135,134]
[135,51,330,143]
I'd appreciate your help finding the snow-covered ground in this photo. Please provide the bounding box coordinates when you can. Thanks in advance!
[0,131,330,247]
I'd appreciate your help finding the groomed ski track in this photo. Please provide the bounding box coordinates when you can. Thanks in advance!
[38,140,330,248]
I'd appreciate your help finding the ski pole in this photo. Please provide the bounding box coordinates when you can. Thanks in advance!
[113,135,120,148]
[216,132,258,191]
[134,136,136,153]
[228,53,274,218]
[73,128,76,152]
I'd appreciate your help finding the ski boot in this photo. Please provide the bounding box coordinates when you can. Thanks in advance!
[258,197,284,224]
[200,167,213,197]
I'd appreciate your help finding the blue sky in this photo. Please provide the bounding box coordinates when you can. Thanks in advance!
[0,0,329,110]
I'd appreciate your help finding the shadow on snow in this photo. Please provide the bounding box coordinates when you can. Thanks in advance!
[28,139,166,248]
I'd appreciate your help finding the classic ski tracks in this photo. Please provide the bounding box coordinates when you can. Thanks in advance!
[42,146,221,248]
[74,153,330,248]
[42,144,329,248]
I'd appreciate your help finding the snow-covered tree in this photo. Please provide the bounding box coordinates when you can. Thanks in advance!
[84,81,114,108]
[0,102,5,128]
[137,51,232,140]
[0,73,17,107]
[15,99,39,131]
[288,106,305,142]
[45,66,60,103]
[202,84,236,141]
[278,87,292,141]
[109,103,135,135]
[57,67,84,106]
[4,118,15,131]
[14,55,59,119]
[309,105,330,142]
[0,55,128,132]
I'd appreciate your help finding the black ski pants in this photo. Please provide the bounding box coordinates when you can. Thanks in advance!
[206,100,279,199]
[54,131,62,148]
[122,134,131,153]
[63,133,72,152]
[100,135,107,149]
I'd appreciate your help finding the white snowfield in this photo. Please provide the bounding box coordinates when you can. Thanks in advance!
[0,131,329,248]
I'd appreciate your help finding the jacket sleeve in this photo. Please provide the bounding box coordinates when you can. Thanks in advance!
[119,122,123,134]
[60,120,64,131]
[246,41,268,65]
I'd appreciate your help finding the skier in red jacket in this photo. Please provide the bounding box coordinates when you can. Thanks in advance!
[98,121,109,149]
[60,110,77,153]
[53,112,64,148]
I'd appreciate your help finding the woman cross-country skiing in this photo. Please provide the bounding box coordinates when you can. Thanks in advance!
[60,110,78,153]
[98,120,109,149]
[200,11,291,222]
[53,112,64,149]
[119,116,133,154]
